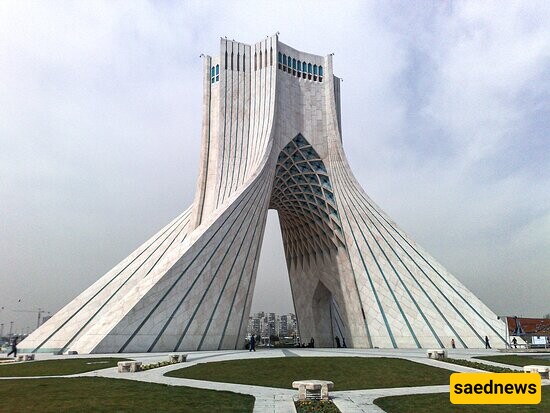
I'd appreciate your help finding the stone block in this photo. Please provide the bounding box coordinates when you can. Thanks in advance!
[524,365,550,379]
[118,361,141,373]
[426,349,447,360]
[292,380,334,400]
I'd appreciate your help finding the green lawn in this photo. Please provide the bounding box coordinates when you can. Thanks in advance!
[475,355,550,367]
[0,357,130,377]
[166,357,453,390]
[0,377,254,413]
[374,386,550,413]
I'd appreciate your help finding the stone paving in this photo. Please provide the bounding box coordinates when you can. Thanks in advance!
[1,348,549,412]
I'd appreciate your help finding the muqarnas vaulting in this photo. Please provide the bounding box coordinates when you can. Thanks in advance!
[20,36,507,354]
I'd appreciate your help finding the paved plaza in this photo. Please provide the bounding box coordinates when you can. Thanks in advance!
[2,348,548,412]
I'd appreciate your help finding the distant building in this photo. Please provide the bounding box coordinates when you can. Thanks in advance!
[248,316,261,336]
[247,311,299,341]
[504,316,550,336]
[280,315,289,337]
[501,316,550,348]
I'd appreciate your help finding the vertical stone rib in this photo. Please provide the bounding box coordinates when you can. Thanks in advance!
[190,56,212,229]
[216,39,229,208]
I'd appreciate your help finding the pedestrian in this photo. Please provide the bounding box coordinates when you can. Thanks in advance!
[335,336,341,348]
[309,337,315,348]
[342,337,347,348]
[249,334,256,352]
[511,337,517,349]
[485,335,491,349]
[7,336,18,358]
[451,338,456,349]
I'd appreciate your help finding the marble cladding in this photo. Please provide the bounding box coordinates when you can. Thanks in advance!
[18,35,507,354]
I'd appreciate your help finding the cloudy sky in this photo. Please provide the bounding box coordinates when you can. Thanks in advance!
[1,1,548,334]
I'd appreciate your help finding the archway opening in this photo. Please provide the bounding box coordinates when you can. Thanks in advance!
[249,210,298,346]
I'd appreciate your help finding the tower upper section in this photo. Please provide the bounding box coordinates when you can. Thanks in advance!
[191,35,343,229]
[207,36,331,86]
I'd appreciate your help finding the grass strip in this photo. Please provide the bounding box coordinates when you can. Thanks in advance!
[374,386,550,413]
[0,357,130,377]
[441,358,515,373]
[475,355,550,367]
[0,377,254,412]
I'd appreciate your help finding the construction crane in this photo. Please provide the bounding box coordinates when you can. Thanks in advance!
[12,308,50,329]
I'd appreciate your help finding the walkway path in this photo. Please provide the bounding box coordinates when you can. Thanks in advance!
[1,348,548,412]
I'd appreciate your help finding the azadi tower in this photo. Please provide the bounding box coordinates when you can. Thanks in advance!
[20,36,507,354]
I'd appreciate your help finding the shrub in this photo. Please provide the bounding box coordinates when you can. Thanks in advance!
[441,358,514,373]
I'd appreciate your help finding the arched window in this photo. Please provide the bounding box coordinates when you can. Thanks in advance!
[297,60,301,72]
[237,53,240,71]
[278,52,282,63]
[259,50,262,69]
[302,62,307,72]
[264,49,267,67]
[211,66,215,83]
[243,53,246,72]
[308,63,312,74]
[270,47,273,66]
[283,54,287,66]
[215,64,219,81]
[225,51,228,70]
[254,52,257,71]
[318,66,323,77]
[313,65,317,75]
[231,51,234,70]
[292,58,296,70]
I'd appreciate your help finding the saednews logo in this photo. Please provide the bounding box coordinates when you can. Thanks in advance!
[450,373,541,404]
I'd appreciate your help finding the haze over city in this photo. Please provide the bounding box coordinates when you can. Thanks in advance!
[1,1,549,334]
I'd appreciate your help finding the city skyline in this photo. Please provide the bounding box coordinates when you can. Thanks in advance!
[246,311,298,340]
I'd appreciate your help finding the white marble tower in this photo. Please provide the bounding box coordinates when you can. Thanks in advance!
[19,36,508,354]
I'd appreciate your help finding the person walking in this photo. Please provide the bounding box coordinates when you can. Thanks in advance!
[335,336,341,348]
[249,334,256,352]
[451,338,456,349]
[511,337,517,349]
[7,336,18,358]
[342,337,347,348]
[485,335,491,349]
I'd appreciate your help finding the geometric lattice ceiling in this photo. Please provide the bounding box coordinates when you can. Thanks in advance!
[270,134,345,266]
